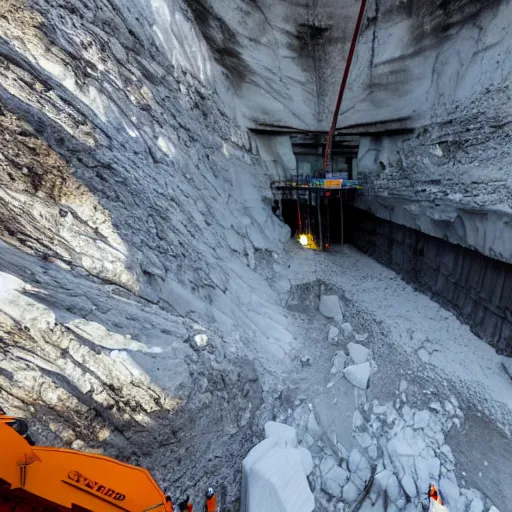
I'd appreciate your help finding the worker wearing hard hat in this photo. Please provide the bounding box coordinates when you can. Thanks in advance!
[204,487,217,512]
[428,484,448,512]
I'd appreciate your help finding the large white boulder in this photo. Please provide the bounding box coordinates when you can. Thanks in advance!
[428,500,449,512]
[299,447,314,476]
[241,423,314,512]
[319,295,343,321]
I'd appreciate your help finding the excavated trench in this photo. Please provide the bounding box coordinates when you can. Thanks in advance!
[278,190,512,357]
[346,204,512,356]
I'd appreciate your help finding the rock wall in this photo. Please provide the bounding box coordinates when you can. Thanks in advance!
[351,1,512,211]
[173,0,512,134]
[349,207,512,355]
[343,0,512,128]
[354,196,512,266]
[0,0,291,504]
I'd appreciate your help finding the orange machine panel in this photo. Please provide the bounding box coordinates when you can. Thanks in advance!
[0,419,171,512]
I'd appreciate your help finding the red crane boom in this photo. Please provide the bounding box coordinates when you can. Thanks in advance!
[322,0,369,174]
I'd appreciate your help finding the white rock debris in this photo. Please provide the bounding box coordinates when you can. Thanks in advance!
[342,480,360,503]
[331,351,347,374]
[328,326,340,342]
[347,342,370,365]
[322,465,349,497]
[319,295,343,321]
[340,323,354,339]
[344,362,371,390]
[193,333,209,348]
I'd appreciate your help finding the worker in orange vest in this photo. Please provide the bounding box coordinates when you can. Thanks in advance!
[177,495,193,512]
[204,487,216,512]
[428,484,448,512]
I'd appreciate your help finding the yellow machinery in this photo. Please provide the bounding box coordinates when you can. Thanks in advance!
[298,233,319,250]
[0,413,172,511]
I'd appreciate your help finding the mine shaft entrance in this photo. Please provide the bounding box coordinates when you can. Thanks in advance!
[277,188,358,249]
[271,133,360,250]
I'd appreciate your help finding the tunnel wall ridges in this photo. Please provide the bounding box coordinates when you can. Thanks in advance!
[349,207,512,355]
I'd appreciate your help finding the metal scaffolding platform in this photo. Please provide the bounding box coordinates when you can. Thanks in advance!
[271,179,361,250]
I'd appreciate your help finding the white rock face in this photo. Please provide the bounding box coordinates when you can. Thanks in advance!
[319,295,343,321]
[0,1,293,505]
[344,362,371,390]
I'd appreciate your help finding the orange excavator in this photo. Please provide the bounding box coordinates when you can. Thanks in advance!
[0,411,173,512]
